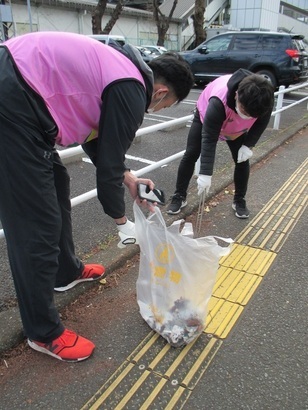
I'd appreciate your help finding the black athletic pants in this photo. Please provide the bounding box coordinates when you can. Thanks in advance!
[174,109,250,201]
[0,47,83,342]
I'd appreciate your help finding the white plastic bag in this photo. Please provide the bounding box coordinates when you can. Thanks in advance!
[134,202,233,347]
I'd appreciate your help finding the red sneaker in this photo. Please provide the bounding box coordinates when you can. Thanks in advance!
[54,264,106,292]
[28,329,95,362]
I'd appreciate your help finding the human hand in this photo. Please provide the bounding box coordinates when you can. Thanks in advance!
[124,172,156,212]
[237,145,253,163]
[117,219,138,249]
[197,175,212,196]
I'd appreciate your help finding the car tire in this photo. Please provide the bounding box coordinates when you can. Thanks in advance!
[255,69,277,89]
[195,80,206,88]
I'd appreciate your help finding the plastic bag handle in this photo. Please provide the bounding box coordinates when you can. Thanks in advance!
[212,236,234,244]
[211,236,234,257]
[134,201,167,229]
[147,204,167,227]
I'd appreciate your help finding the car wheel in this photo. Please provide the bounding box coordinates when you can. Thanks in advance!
[195,80,206,88]
[255,69,277,89]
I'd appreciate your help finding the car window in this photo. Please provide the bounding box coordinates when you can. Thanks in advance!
[260,35,287,50]
[232,34,260,51]
[203,34,233,52]
[145,46,160,55]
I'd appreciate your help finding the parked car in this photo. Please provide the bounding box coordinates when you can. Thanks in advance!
[135,46,157,63]
[142,45,168,55]
[88,34,126,47]
[180,31,308,88]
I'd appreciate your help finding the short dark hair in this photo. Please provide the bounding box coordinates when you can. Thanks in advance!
[237,74,274,118]
[148,52,194,102]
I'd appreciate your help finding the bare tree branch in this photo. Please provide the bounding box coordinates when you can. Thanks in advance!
[153,0,178,47]
[103,0,124,34]
[92,0,124,35]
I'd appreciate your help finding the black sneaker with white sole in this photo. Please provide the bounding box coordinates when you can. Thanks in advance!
[232,199,250,219]
[167,194,187,215]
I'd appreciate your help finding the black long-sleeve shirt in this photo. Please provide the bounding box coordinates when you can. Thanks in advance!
[199,97,272,175]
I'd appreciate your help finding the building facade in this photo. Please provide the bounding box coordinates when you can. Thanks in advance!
[1,0,308,48]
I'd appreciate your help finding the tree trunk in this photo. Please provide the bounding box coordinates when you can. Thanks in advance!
[92,0,124,35]
[153,0,178,47]
[193,0,206,48]
[92,0,107,34]
[103,0,124,34]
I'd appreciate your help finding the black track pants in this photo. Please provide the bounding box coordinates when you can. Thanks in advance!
[174,111,250,200]
[226,136,250,201]
[0,47,83,342]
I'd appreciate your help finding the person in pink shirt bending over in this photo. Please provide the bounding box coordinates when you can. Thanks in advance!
[167,69,274,218]
[0,32,194,362]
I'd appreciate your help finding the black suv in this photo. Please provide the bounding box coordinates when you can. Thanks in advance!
[180,31,308,88]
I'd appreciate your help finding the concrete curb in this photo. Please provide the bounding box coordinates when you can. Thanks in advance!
[0,116,307,357]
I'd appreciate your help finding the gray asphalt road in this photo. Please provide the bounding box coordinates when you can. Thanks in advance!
[0,86,307,312]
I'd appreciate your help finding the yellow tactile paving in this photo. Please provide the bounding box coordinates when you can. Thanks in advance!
[237,157,307,251]
[219,244,276,275]
[81,158,307,409]
[82,335,222,409]
[126,332,221,389]
[213,266,263,304]
[205,297,244,339]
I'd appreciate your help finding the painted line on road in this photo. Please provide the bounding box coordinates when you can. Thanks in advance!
[146,114,176,120]
[125,154,156,165]
[81,158,307,410]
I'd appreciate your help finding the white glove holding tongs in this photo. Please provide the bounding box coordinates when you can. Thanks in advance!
[197,175,212,196]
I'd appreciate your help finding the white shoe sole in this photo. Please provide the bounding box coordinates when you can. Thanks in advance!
[27,339,90,362]
[232,203,249,219]
[54,273,105,292]
[166,200,187,215]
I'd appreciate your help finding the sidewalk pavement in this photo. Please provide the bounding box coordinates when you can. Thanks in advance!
[0,114,307,409]
[0,113,307,357]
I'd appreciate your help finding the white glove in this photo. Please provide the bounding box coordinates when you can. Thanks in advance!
[197,175,212,196]
[237,145,253,163]
[117,219,138,249]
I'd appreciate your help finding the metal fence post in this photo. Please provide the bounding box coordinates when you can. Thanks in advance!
[273,85,285,130]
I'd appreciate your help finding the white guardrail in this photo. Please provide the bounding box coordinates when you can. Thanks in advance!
[0,82,308,239]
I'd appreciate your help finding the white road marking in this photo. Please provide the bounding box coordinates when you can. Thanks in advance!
[146,114,175,120]
[124,154,156,165]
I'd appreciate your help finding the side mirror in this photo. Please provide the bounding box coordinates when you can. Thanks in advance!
[198,46,208,55]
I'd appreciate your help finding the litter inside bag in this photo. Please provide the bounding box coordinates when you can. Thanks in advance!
[145,297,204,347]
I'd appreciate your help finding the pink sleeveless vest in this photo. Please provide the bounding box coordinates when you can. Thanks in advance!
[6,32,145,146]
[197,75,257,141]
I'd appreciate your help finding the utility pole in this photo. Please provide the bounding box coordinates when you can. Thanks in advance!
[0,0,13,42]
[27,0,33,31]
[0,0,8,41]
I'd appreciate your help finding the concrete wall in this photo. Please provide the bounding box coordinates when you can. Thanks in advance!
[228,0,308,38]
[11,4,83,34]
[230,0,280,31]
[9,3,180,49]
[285,0,308,8]
[7,0,308,50]
[278,13,308,37]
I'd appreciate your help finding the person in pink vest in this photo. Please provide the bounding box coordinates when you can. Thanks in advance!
[167,69,274,217]
[0,32,194,362]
